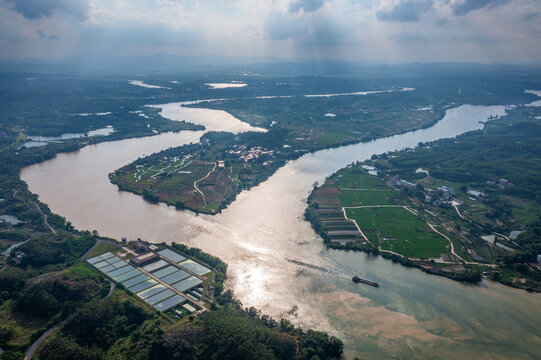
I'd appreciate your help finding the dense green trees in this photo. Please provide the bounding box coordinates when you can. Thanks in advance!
[385,118,541,205]
[17,233,95,268]
[142,189,159,203]
[61,298,151,348]
[196,306,296,360]
[37,337,103,360]
[193,304,343,360]
[0,267,28,300]
[15,276,102,319]
[34,294,343,360]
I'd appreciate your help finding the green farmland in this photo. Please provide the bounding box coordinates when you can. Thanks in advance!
[322,166,389,189]
[338,189,399,206]
[345,207,448,258]
[307,164,450,259]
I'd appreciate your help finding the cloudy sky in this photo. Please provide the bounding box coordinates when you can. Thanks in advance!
[1,0,540,63]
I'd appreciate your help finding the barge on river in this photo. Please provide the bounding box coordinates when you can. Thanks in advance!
[352,275,380,288]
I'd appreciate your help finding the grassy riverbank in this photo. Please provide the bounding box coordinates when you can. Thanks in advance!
[306,102,541,291]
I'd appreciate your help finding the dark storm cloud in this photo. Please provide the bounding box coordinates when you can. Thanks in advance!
[376,0,433,22]
[6,0,90,20]
[289,0,325,13]
[450,0,511,16]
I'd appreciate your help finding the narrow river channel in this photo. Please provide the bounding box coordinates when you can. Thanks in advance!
[21,101,541,359]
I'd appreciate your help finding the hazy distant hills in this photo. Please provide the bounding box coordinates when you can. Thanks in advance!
[2,55,541,77]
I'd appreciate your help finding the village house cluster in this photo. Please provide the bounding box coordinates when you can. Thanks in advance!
[227,145,275,163]
[424,186,454,206]
[486,178,514,188]
[386,174,454,206]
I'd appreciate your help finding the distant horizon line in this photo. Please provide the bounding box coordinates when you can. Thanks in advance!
[1,54,541,67]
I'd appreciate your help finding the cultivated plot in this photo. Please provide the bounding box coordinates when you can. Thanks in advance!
[346,207,448,258]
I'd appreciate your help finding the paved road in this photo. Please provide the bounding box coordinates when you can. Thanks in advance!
[24,281,115,360]
[80,238,120,259]
[24,323,62,360]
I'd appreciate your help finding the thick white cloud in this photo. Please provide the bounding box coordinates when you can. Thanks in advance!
[0,0,539,63]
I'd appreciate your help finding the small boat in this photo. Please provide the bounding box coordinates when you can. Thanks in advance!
[352,275,380,288]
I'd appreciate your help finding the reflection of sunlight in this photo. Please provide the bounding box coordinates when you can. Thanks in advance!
[234,263,272,306]
[237,241,271,255]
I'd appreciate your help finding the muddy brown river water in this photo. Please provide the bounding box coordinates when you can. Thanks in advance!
[21,101,541,359]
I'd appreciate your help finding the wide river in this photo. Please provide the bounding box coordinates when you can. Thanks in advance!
[21,101,541,359]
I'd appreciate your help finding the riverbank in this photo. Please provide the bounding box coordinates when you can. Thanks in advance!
[20,96,541,359]
[107,97,450,216]
[363,102,541,292]
[304,165,486,284]
[304,99,541,292]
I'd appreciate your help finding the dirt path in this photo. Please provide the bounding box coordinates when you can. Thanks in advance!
[32,202,56,234]
[452,203,466,219]
[341,207,371,244]
[343,204,495,267]
[342,204,404,209]
[194,163,216,207]
[426,222,466,262]
[425,222,495,266]
[453,203,517,249]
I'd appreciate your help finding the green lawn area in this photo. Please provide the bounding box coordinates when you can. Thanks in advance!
[83,241,120,259]
[124,173,139,182]
[326,166,389,189]
[202,202,219,211]
[357,173,389,189]
[345,207,448,258]
[513,206,541,224]
[314,132,351,146]
[157,163,213,191]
